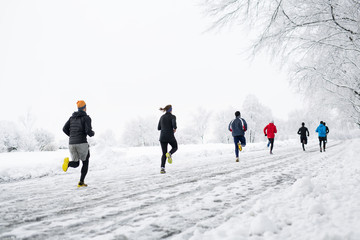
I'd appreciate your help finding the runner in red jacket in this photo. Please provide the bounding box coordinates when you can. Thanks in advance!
[264,121,277,154]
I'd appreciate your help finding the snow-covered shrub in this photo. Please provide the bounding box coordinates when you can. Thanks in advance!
[0,121,21,152]
[34,129,58,151]
[58,138,69,149]
[96,129,118,147]
[0,120,58,152]
[18,133,37,152]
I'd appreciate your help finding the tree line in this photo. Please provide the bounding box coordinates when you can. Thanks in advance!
[1,94,358,151]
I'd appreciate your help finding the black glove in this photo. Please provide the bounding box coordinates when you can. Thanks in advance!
[265,134,267,137]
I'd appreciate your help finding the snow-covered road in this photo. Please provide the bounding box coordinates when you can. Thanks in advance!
[1,139,359,240]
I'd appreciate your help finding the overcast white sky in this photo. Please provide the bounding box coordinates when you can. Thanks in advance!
[0,0,302,140]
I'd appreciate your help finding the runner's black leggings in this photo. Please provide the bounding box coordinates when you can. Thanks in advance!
[68,150,90,182]
[160,140,178,168]
[319,137,326,150]
[268,138,274,152]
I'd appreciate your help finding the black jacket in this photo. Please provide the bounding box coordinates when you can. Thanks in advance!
[297,126,309,138]
[158,112,177,142]
[63,111,95,144]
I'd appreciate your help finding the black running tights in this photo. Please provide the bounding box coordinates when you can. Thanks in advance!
[160,140,178,168]
[268,138,274,152]
[68,150,90,182]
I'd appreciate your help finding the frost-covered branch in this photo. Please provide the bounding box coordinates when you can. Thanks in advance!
[203,0,360,126]
[329,0,359,35]
[322,76,360,98]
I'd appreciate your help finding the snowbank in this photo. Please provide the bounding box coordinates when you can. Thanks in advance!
[194,139,360,240]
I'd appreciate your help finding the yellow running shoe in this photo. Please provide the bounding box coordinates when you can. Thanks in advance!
[62,157,69,172]
[166,152,172,164]
[77,181,88,188]
[238,143,242,151]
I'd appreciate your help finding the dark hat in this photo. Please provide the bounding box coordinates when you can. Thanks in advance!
[235,111,241,117]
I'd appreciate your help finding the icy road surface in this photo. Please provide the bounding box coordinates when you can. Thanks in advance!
[0,139,359,239]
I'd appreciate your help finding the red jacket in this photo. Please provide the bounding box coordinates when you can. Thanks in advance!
[264,123,277,139]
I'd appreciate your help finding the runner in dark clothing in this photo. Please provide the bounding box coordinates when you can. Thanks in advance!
[158,105,178,174]
[62,100,95,187]
[228,111,247,162]
[323,122,329,143]
[297,122,310,151]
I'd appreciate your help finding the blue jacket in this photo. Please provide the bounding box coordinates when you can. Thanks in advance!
[316,124,327,137]
[229,117,247,137]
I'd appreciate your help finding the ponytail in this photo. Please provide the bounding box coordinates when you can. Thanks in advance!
[159,104,172,112]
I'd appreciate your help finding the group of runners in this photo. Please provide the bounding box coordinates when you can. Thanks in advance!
[298,121,329,152]
[61,101,330,187]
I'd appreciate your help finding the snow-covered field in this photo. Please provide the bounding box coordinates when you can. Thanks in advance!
[0,139,359,240]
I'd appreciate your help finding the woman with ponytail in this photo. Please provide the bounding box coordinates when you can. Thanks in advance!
[158,105,178,174]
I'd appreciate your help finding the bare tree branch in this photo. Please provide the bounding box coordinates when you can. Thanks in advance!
[204,0,360,126]
[329,0,359,35]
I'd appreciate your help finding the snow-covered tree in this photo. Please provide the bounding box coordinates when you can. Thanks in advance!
[284,110,313,140]
[212,107,234,143]
[242,95,273,143]
[97,129,118,147]
[176,127,199,144]
[189,107,212,144]
[122,115,158,146]
[19,110,36,133]
[204,0,360,126]
[18,111,37,151]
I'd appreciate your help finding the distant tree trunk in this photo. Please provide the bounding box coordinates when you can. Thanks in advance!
[191,107,212,144]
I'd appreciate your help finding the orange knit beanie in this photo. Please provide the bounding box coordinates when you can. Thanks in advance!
[77,100,86,110]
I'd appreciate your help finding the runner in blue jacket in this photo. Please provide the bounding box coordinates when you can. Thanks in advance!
[316,121,327,152]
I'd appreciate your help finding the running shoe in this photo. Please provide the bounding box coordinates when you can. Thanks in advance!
[62,157,69,172]
[166,153,172,164]
[77,181,88,188]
